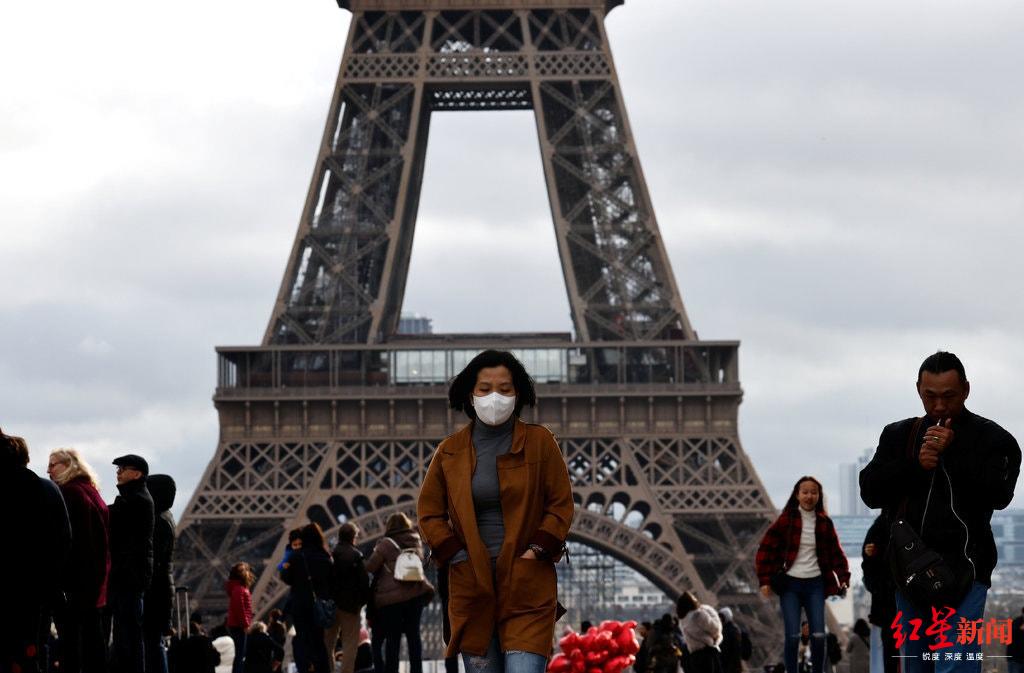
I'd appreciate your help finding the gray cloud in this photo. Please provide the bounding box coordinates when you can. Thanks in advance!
[2,0,1023,516]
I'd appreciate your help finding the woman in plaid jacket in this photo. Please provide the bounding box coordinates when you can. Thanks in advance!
[755,476,849,673]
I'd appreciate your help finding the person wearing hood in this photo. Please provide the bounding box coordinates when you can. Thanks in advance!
[718,608,751,673]
[366,512,434,673]
[280,522,334,673]
[145,473,177,673]
[108,453,155,673]
[47,448,111,673]
[213,627,236,673]
[677,591,724,673]
[225,562,255,673]
[1,431,71,673]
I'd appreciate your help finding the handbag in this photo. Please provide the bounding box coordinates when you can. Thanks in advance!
[301,551,337,629]
[887,417,974,611]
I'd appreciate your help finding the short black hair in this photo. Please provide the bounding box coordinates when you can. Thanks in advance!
[448,350,537,420]
[0,430,29,469]
[918,351,967,385]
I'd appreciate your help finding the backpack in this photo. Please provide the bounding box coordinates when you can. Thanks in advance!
[386,538,426,582]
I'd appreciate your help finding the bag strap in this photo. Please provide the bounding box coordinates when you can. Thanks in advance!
[896,417,925,519]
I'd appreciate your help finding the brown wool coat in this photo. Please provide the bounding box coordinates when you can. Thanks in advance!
[418,419,574,659]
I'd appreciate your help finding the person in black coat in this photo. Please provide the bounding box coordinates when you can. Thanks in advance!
[144,474,177,673]
[242,622,284,673]
[280,523,334,673]
[108,453,155,673]
[718,608,750,673]
[0,430,71,673]
[861,514,897,673]
[327,522,371,673]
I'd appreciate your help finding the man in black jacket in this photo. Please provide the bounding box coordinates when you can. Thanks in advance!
[109,453,155,673]
[326,522,370,673]
[144,474,177,673]
[860,351,1020,673]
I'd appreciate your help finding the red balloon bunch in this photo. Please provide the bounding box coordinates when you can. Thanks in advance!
[548,621,639,673]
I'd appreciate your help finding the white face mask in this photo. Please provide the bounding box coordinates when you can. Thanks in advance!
[472,391,516,426]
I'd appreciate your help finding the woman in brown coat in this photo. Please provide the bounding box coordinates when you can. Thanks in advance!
[418,350,575,673]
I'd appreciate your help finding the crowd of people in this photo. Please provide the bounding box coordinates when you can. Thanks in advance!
[0,435,180,673]
[2,349,1020,673]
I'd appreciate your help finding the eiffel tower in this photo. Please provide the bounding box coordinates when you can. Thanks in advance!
[174,0,782,659]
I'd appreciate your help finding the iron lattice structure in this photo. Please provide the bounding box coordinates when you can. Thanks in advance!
[174,0,782,661]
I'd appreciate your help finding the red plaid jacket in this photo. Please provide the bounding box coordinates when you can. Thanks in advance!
[755,508,850,597]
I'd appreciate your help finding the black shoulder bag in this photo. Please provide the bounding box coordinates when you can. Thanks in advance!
[301,551,337,629]
[888,417,974,611]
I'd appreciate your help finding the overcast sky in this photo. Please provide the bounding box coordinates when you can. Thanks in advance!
[2,0,1023,519]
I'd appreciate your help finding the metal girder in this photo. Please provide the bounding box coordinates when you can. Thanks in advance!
[176,1,783,664]
[262,6,694,346]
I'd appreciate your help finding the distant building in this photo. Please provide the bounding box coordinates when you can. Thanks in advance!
[838,449,873,516]
[992,510,1024,565]
[832,515,876,558]
[398,313,433,335]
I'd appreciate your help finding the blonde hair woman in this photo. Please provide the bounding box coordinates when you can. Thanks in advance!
[47,448,111,673]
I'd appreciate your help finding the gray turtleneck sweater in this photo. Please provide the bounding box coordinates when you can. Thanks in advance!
[451,417,515,563]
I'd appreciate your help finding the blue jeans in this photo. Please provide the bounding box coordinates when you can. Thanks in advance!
[894,582,987,673]
[779,576,826,673]
[462,632,548,673]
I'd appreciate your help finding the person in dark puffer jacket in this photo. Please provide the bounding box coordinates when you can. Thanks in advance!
[108,453,155,673]
[48,448,110,673]
[145,473,177,673]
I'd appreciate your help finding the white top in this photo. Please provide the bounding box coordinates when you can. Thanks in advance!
[787,508,822,578]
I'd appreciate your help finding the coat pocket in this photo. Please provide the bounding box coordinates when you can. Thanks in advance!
[506,556,557,613]
[447,558,484,616]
